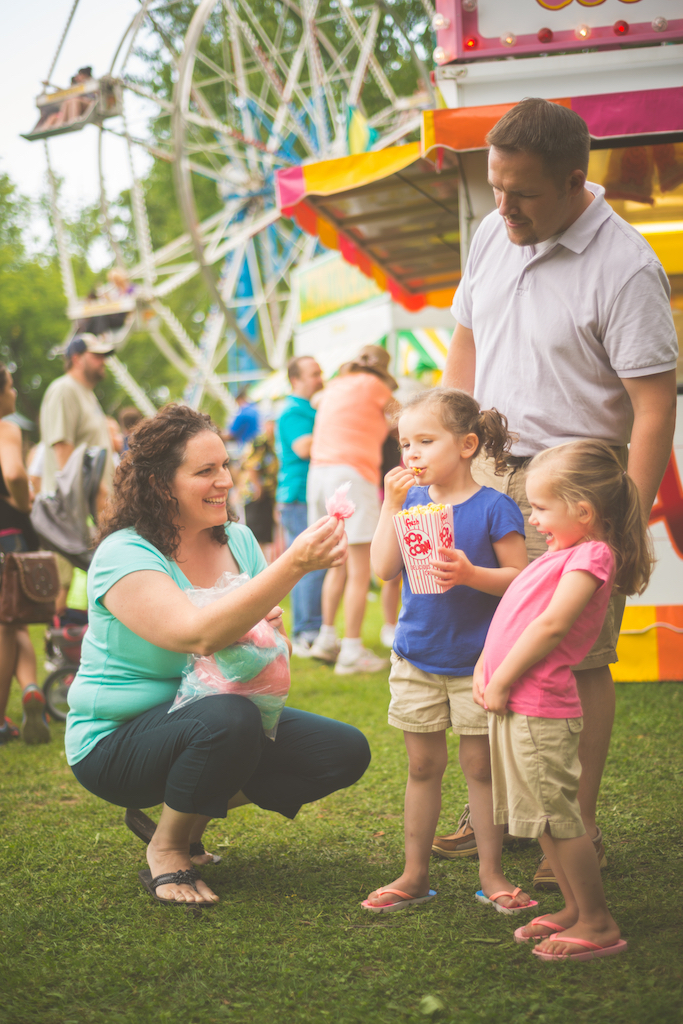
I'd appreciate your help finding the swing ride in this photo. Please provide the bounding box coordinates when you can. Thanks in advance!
[26,0,437,416]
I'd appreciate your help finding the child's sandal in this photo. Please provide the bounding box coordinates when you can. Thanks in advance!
[514,915,565,943]
[475,887,538,915]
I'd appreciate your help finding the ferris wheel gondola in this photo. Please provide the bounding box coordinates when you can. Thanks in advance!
[31,0,437,416]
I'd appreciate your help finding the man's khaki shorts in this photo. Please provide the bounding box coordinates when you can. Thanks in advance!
[388,651,488,735]
[489,711,586,839]
[472,453,626,671]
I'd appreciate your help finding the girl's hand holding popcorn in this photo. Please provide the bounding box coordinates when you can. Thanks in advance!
[428,547,476,591]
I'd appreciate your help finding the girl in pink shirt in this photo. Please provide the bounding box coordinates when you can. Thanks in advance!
[475,440,652,962]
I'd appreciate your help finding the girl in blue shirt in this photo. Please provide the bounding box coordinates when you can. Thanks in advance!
[364,388,533,913]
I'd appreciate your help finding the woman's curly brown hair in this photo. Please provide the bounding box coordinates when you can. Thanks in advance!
[96,403,237,559]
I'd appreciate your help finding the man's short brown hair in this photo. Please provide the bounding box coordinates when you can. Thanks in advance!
[486,98,590,181]
[287,355,314,383]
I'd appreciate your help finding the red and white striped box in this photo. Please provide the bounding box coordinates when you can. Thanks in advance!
[393,504,454,595]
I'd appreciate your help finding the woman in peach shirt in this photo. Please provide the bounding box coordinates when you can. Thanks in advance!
[307,346,397,674]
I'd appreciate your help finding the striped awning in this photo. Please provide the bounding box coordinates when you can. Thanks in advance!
[276,89,683,312]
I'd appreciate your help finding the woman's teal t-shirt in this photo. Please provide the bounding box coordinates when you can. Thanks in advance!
[65,523,267,765]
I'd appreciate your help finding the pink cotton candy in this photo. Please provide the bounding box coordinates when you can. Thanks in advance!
[326,481,356,520]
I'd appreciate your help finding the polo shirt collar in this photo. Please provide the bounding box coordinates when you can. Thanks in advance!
[557,182,613,255]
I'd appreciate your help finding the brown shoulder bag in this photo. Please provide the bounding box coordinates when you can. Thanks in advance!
[0,551,60,625]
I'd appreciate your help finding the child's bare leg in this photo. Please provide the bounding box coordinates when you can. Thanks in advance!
[535,830,620,954]
[365,731,447,908]
[516,824,579,939]
[459,734,532,910]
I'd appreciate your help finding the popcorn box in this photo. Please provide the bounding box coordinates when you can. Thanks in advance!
[393,503,454,595]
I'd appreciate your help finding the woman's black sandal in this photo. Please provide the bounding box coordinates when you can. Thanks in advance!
[125,808,222,864]
[138,868,217,907]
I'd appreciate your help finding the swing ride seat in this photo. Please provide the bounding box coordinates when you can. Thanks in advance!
[21,76,122,141]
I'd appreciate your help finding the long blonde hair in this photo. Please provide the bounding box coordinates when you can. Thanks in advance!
[401,388,514,475]
[528,440,654,596]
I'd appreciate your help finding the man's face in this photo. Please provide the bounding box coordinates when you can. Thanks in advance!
[488,147,584,247]
[294,359,323,400]
[79,351,108,387]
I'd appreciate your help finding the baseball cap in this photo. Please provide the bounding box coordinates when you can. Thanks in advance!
[65,334,115,358]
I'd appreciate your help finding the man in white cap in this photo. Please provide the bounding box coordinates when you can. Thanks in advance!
[40,334,116,498]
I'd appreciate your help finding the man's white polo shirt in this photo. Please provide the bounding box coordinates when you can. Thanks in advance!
[452,183,678,457]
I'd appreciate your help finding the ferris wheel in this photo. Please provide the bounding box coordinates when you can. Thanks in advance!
[27,0,437,416]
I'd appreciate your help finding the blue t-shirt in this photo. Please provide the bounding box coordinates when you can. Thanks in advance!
[64,522,266,765]
[276,395,316,504]
[393,485,525,676]
[230,403,260,444]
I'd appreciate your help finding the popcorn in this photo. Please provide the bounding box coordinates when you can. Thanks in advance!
[396,502,445,516]
[412,467,426,476]
[393,503,454,594]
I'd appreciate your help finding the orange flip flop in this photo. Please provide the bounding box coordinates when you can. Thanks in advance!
[361,887,437,913]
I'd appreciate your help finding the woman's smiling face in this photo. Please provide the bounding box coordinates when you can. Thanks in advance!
[170,431,233,532]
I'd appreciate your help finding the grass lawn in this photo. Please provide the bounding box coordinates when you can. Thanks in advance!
[1,597,682,1024]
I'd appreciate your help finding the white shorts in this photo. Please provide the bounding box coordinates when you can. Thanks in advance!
[307,464,380,545]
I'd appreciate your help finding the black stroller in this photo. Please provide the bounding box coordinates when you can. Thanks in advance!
[42,616,87,721]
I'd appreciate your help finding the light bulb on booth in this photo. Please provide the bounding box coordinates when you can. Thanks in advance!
[462,0,477,11]
[432,13,450,30]
[433,47,447,64]
[575,24,591,41]
[500,33,516,47]
[652,17,668,31]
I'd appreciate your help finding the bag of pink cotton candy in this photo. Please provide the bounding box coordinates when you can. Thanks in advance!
[325,481,356,520]
[168,570,290,739]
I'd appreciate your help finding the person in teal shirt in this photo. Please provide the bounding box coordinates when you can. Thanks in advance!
[275,356,325,655]
[67,404,370,908]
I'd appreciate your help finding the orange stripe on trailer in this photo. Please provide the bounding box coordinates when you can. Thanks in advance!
[654,606,683,681]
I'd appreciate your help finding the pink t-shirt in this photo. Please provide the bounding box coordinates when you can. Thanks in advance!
[483,541,615,718]
[310,372,392,486]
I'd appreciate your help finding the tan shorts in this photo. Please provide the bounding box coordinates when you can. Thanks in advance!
[472,453,627,671]
[388,651,488,735]
[307,464,380,545]
[489,712,586,839]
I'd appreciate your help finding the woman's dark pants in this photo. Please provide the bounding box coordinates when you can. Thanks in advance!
[71,696,371,820]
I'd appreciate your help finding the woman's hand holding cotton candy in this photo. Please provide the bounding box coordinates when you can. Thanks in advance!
[290,515,348,572]
[265,605,291,655]
[265,605,285,632]
[383,466,414,511]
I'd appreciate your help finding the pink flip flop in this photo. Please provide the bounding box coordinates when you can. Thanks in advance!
[514,915,565,943]
[532,935,628,961]
[361,887,437,913]
[475,887,539,916]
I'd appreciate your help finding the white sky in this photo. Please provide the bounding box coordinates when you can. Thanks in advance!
[2,0,155,234]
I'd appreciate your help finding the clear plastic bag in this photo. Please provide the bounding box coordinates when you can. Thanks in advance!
[169,571,290,739]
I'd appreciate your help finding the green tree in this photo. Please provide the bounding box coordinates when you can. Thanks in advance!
[0,172,69,423]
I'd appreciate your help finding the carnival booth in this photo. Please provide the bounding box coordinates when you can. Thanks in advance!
[277,0,683,680]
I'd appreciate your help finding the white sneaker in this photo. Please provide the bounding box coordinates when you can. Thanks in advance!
[334,647,389,675]
[309,635,341,663]
[291,637,314,658]
[379,624,396,649]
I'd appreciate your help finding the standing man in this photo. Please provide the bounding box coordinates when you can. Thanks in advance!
[39,334,115,607]
[276,355,325,656]
[224,389,261,449]
[433,99,678,888]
